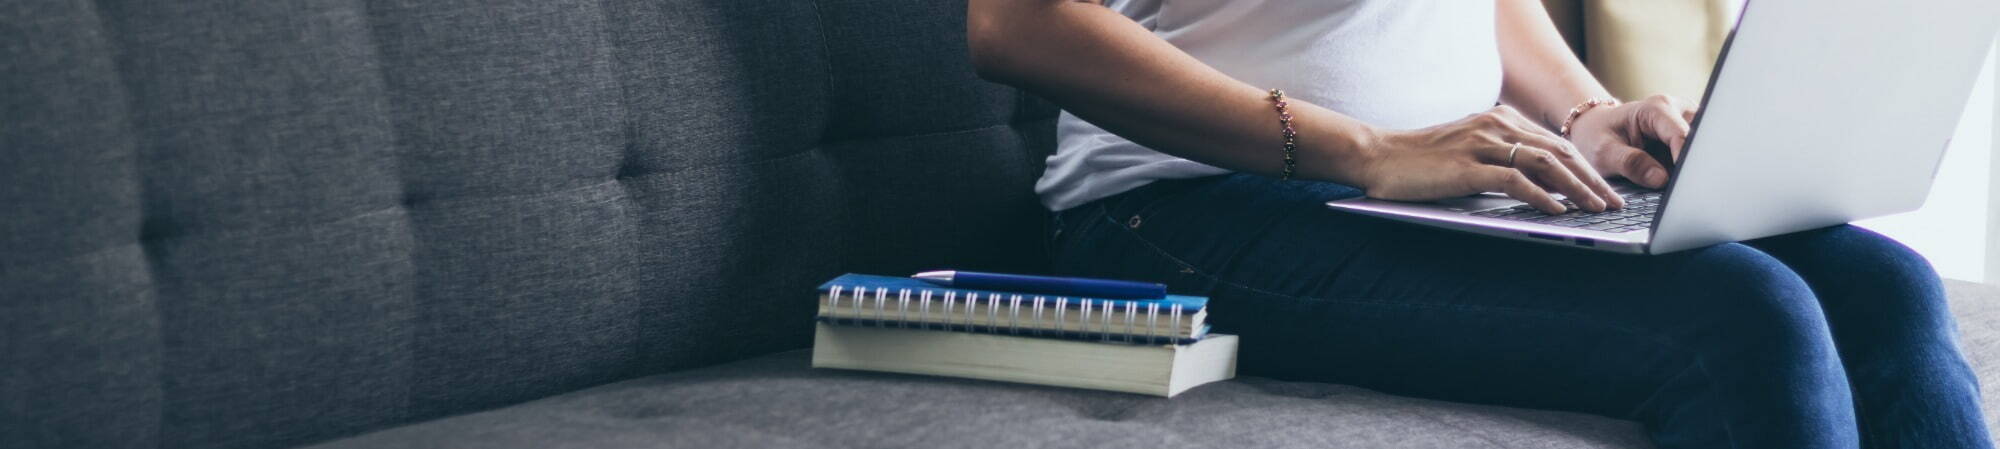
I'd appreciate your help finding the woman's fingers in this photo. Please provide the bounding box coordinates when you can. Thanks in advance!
[1483,106,1613,211]
[1602,141,1671,188]
[1639,95,1693,162]
[1515,132,1619,210]
[1506,145,1604,212]
[1475,165,1567,214]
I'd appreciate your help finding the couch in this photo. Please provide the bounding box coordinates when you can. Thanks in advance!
[6,1,1998,448]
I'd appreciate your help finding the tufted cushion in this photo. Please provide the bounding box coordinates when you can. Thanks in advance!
[0,0,1056,448]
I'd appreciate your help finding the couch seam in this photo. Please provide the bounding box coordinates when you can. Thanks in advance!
[84,143,832,248]
[0,240,142,271]
[623,145,827,180]
[820,119,1049,148]
[351,0,421,433]
[808,0,838,144]
[655,118,1047,178]
[592,0,651,381]
[76,0,166,446]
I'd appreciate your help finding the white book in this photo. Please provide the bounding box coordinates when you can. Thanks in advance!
[810,323,1238,397]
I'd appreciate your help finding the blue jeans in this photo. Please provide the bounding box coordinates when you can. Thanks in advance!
[1050,173,1989,449]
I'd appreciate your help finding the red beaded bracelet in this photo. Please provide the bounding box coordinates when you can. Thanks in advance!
[1269,89,1297,180]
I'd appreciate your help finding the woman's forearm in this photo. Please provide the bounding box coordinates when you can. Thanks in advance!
[1495,0,1614,129]
[967,0,1382,186]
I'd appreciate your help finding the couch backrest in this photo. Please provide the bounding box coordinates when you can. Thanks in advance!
[0,1,1056,448]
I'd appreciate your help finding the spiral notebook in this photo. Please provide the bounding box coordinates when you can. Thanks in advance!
[816,273,1210,345]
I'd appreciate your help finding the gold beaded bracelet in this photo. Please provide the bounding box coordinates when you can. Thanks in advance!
[1269,89,1298,180]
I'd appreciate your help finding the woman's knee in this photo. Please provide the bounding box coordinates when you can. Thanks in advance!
[1758,226,1945,304]
[1841,225,1943,290]
[1670,245,1819,320]
[1624,245,1855,439]
[1837,227,1955,338]
[1758,225,1955,339]
[1656,244,1839,366]
[1768,227,1971,384]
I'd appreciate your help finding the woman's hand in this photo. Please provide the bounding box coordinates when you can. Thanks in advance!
[1564,94,1699,189]
[1358,105,1621,214]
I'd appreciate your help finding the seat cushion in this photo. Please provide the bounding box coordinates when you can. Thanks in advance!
[307,280,2000,449]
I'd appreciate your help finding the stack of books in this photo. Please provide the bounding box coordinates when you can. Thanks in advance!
[809,272,1237,397]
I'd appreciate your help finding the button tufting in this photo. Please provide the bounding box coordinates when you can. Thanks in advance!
[138,217,169,242]
[616,162,644,180]
[1126,215,1143,229]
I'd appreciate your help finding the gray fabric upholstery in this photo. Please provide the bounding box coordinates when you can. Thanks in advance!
[307,351,1651,449]
[6,0,1997,448]
[297,280,2000,449]
[2,1,1051,448]
[1955,281,2000,434]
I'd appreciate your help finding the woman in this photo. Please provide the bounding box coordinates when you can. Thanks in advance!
[967,1,1989,448]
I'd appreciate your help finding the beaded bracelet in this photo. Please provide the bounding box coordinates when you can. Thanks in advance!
[1269,89,1298,180]
[1558,97,1620,139]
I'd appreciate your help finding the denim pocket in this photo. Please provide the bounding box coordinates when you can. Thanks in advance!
[1104,177,1215,232]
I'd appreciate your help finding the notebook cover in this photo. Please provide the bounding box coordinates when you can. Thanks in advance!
[818,273,1206,312]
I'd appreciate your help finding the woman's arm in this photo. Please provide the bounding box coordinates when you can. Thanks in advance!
[1495,0,1613,128]
[1495,0,1698,189]
[970,0,1614,213]
[968,0,1375,184]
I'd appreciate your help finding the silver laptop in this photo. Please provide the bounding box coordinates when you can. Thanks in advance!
[1326,0,2000,255]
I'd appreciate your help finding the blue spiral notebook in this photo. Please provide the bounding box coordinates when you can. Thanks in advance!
[816,273,1210,345]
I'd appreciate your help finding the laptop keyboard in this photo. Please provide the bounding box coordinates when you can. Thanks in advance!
[1466,191,1662,233]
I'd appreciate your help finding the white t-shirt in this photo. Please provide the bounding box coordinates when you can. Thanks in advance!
[1035,0,1504,211]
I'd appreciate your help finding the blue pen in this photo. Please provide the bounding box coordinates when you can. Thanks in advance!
[910,270,1167,299]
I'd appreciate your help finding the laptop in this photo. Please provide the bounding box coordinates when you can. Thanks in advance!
[1326,0,2000,255]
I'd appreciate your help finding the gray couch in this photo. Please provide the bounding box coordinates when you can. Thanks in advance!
[4,1,1997,448]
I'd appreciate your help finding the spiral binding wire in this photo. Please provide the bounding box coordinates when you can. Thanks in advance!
[820,284,1190,344]
[897,288,911,329]
[942,291,958,330]
[1054,297,1068,336]
[1032,296,1045,337]
[919,289,934,330]
[872,287,887,327]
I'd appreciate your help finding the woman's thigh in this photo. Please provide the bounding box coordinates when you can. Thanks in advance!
[1052,174,1849,423]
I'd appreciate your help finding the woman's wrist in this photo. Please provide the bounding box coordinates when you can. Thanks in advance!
[1294,116,1387,188]
[1557,97,1622,139]
[1251,94,1386,187]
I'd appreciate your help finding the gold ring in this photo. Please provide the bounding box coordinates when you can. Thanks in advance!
[1506,142,1522,168]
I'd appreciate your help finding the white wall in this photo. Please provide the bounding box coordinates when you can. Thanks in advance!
[1854,41,1997,282]
[1991,38,2000,283]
